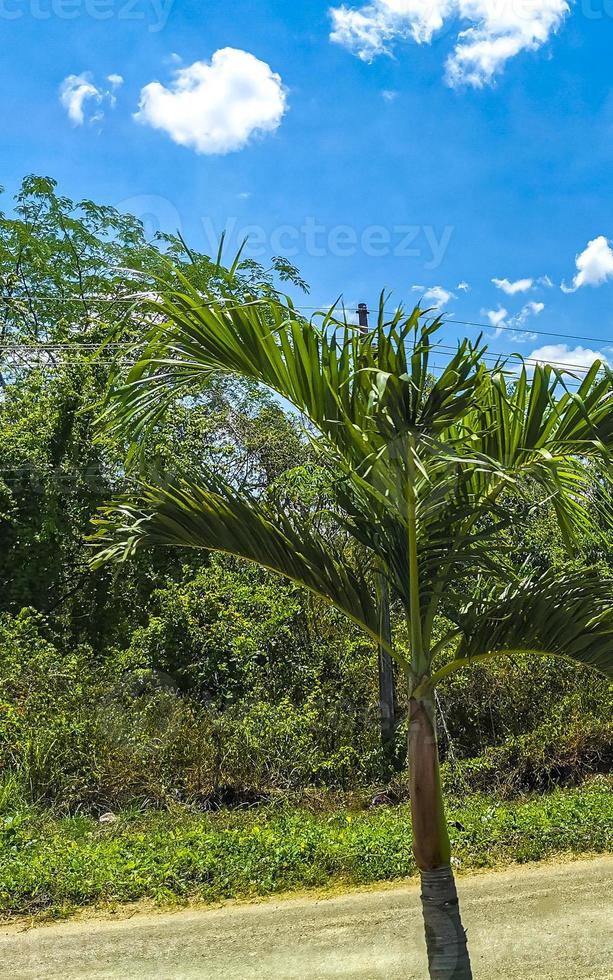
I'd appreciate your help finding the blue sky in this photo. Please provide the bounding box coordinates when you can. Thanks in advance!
[2,0,613,367]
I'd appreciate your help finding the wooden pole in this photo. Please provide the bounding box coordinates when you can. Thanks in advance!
[378,574,396,748]
[357,302,369,332]
[358,301,397,755]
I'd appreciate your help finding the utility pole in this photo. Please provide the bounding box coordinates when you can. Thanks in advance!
[377,575,396,749]
[358,302,397,754]
[357,302,369,331]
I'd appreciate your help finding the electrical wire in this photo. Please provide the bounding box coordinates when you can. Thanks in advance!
[0,342,608,377]
[1,293,613,348]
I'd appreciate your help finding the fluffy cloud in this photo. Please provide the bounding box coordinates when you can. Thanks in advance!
[561,236,613,292]
[515,300,544,329]
[484,306,509,330]
[492,276,533,295]
[329,0,569,86]
[527,344,610,372]
[483,300,544,340]
[135,48,287,155]
[59,72,122,126]
[413,284,455,308]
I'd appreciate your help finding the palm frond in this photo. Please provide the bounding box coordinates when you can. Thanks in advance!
[428,569,613,685]
[95,283,613,677]
[99,285,490,473]
[90,470,394,659]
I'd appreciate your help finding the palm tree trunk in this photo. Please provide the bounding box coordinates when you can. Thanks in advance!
[408,695,473,979]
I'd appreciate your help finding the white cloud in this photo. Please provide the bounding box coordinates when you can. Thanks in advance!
[413,284,455,308]
[329,0,569,86]
[492,276,533,295]
[524,300,544,317]
[59,72,122,126]
[561,236,613,292]
[457,280,470,292]
[382,89,399,101]
[527,344,610,372]
[482,300,543,341]
[483,306,508,330]
[512,300,543,339]
[135,48,287,155]
[331,7,396,60]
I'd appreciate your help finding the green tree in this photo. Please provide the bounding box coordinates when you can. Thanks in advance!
[0,175,306,358]
[92,285,613,978]
[0,177,309,648]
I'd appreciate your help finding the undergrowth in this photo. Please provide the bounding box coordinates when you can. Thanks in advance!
[0,781,610,921]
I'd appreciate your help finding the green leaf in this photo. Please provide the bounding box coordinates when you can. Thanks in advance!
[432,569,613,683]
[90,470,395,660]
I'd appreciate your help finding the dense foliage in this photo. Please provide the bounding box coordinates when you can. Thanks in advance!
[0,177,611,822]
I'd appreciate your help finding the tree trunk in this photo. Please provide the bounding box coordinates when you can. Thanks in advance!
[377,575,396,752]
[378,644,396,745]
[408,695,473,979]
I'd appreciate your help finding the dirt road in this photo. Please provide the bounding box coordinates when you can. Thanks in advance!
[1,856,611,979]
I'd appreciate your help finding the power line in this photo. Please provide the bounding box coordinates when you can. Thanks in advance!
[0,334,611,371]
[0,294,327,309]
[1,292,613,348]
[431,344,609,375]
[0,360,601,393]
[0,294,143,305]
[448,317,612,348]
[0,355,606,379]
[0,340,608,377]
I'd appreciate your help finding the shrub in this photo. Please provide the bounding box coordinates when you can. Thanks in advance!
[437,652,612,795]
[1,607,609,814]
[0,609,383,813]
[442,713,612,797]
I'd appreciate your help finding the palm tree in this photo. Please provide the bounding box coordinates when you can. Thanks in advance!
[93,284,613,979]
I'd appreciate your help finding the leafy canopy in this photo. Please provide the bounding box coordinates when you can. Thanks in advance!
[0,177,309,639]
[93,276,613,687]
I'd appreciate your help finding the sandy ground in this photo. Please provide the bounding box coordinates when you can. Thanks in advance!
[0,856,611,979]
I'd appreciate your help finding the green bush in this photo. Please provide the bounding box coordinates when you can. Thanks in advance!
[1,606,609,814]
[442,713,613,797]
[436,652,611,759]
[437,652,612,795]
[123,560,380,707]
[0,608,384,813]
[0,609,105,807]
[124,563,305,700]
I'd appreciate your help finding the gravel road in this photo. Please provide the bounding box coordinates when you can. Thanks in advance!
[1,856,611,979]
